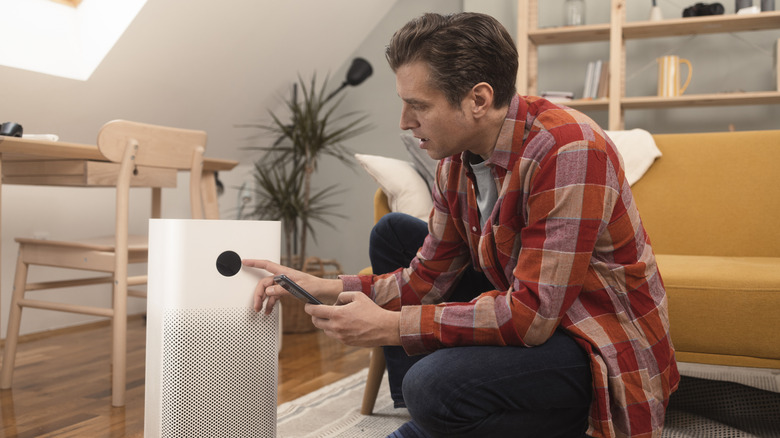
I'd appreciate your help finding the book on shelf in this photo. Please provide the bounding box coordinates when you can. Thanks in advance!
[596,61,610,98]
[776,38,779,92]
[582,59,609,100]
[542,91,574,103]
[582,60,597,99]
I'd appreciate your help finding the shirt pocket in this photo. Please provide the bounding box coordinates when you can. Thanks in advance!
[493,216,522,250]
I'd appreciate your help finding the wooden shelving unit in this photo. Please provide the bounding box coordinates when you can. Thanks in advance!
[517,0,780,129]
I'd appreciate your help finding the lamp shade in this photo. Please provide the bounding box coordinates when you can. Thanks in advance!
[345,57,373,86]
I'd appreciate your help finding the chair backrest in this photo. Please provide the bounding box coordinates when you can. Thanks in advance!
[97,120,208,220]
[98,120,208,170]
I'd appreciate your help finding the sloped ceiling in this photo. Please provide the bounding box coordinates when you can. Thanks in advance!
[1,0,397,161]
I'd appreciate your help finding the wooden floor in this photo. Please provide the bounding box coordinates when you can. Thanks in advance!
[0,316,371,437]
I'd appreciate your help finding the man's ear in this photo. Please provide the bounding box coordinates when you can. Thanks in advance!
[469,82,494,118]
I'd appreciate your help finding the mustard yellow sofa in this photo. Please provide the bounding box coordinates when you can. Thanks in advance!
[631,130,780,369]
[366,130,780,370]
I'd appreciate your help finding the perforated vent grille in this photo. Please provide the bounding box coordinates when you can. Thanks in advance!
[161,307,278,437]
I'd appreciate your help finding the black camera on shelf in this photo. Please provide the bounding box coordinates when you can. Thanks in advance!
[683,2,725,16]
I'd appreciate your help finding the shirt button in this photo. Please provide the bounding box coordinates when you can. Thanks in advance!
[472,226,477,232]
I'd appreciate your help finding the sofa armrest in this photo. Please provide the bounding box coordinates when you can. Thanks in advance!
[373,188,391,224]
[359,188,391,277]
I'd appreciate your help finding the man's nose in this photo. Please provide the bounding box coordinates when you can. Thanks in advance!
[399,107,418,131]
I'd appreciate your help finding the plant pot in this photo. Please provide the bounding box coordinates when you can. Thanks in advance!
[279,256,343,334]
[280,294,316,333]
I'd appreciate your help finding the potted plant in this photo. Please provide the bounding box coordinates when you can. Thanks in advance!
[243,71,372,271]
[241,63,372,333]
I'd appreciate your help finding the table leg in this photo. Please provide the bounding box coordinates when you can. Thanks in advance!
[151,188,162,219]
[201,171,220,220]
[0,157,3,335]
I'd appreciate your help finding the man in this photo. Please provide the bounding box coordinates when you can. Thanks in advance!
[245,12,678,438]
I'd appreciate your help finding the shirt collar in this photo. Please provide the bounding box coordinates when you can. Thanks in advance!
[470,94,524,172]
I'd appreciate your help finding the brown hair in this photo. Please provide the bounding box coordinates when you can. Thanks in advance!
[386,12,518,108]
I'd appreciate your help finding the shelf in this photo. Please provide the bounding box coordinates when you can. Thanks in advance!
[528,11,780,45]
[621,91,780,109]
[562,99,610,110]
[529,23,611,45]
[546,93,780,111]
[624,11,780,39]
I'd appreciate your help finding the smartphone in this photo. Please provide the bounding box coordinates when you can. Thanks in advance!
[273,274,323,305]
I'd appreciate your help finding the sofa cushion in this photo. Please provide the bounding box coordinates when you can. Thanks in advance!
[656,254,780,367]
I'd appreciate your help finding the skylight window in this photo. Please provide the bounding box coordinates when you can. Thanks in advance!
[0,0,147,81]
[48,0,82,7]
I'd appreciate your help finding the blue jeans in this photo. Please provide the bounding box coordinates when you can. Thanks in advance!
[369,213,592,437]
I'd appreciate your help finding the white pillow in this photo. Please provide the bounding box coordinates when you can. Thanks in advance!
[355,153,433,222]
[604,129,662,186]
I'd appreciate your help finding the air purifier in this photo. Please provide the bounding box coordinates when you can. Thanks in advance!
[145,219,281,437]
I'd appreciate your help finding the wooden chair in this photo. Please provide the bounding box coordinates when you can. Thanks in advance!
[360,188,391,415]
[361,346,387,414]
[0,120,209,407]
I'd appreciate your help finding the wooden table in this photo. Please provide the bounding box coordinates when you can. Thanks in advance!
[0,135,239,327]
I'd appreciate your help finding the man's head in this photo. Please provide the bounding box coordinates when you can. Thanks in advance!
[386,12,518,109]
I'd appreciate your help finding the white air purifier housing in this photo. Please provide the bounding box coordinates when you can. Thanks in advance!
[145,219,281,438]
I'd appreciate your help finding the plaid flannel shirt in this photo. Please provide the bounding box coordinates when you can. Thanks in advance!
[342,95,679,437]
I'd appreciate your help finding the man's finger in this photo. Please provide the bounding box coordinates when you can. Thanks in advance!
[253,277,267,312]
[264,296,277,315]
[242,259,285,274]
[304,302,333,318]
[335,291,360,305]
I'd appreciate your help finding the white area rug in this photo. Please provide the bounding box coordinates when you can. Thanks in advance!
[277,365,780,437]
[277,368,408,437]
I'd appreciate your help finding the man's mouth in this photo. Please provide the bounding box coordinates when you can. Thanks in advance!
[418,137,429,148]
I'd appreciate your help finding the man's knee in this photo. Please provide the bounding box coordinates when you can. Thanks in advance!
[399,344,592,438]
[401,356,449,424]
[370,212,413,245]
[370,213,427,258]
[369,212,398,249]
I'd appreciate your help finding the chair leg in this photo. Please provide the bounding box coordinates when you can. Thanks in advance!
[360,346,386,415]
[111,276,127,407]
[1,248,30,388]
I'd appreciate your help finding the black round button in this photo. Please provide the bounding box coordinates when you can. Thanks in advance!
[216,250,242,277]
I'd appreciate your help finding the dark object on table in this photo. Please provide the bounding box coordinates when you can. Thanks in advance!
[0,122,23,137]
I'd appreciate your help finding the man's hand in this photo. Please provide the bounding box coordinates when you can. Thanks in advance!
[242,259,341,314]
[305,292,402,348]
